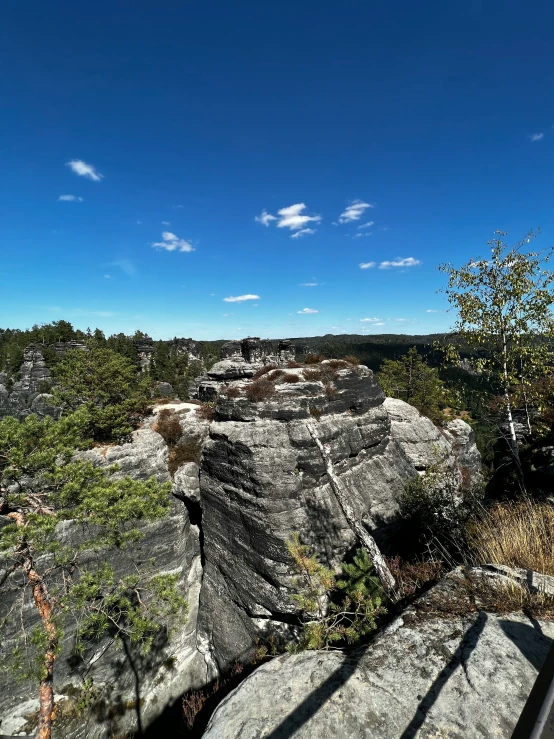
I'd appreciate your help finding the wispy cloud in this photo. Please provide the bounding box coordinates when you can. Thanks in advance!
[300,282,319,287]
[354,231,372,239]
[104,274,111,279]
[255,209,277,226]
[223,294,260,303]
[291,227,316,239]
[136,220,142,225]
[255,203,321,235]
[378,257,421,269]
[357,221,374,229]
[110,259,136,276]
[297,308,318,314]
[58,194,83,202]
[151,231,194,253]
[162,221,170,225]
[359,261,376,269]
[360,317,381,322]
[426,309,439,313]
[66,159,103,181]
[338,200,374,224]
[531,133,544,142]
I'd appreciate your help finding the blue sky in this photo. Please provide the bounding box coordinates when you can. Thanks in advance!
[2,0,554,340]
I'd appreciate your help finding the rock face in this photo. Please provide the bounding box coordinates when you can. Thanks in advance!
[0,344,60,421]
[196,358,481,673]
[0,408,208,739]
[0,340,483,737]
[203,568,554,739]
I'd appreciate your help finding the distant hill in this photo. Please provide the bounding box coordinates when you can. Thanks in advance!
[284,333,449,371]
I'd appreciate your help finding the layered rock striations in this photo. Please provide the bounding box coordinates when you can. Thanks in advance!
[0,338,483,737]
[0,344,59,421]
[195,354,482,672]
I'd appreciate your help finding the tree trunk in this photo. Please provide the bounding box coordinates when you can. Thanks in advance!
[305,420,396,593]
[8,512,58,739]
[501,333,526,494]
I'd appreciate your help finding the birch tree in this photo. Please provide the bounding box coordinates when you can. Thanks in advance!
[439,230,554,486]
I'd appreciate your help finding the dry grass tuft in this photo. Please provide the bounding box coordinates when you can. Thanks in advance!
[287,360,302,368]
[266,369,285,382]
[169,439,202,475]
[281,373,301,383]
[303,368,323,382]
[245,379,276,402]
[223,385,242,398]
[326,359,349,370]
[252,364,278,380]
[154,410,183,445]
[304,353,325,365]
[196,403,216,421]
[467,501,554,576]
[342,355,360,365]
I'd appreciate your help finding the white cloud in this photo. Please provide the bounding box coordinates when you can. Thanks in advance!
[360,317,381,322]
[58,194,83,202]
[359,261,376,269]
[66,159,103,181]
[291,227,316,239]
[104,274,111,279]
[373,322,386,326]
[338,200,374,224]
[378,257,421,269]
[357,221,374,229]
[256,203,321,234]
[297,308,318,314]
[223,294,260,302]
[152,231,195,253]
[277,203,321,231]
[255,209,277,226]
[175,204,184,209]
[162,221,170,225]
[426,309,439,313]
[393,318,408,322]
[531,133,544,141]
[300,282,319,287]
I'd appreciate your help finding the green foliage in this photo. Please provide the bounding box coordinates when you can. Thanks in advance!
[286,534,385,651]
[337,548,382,599]
[71,567,187,658]
[52,348,151,442]
[400,458,482,558]
[439,230,554,449]
[377,347,453,423]
[0,411,184,694]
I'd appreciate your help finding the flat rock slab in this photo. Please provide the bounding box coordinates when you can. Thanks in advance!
[203,608,554,738]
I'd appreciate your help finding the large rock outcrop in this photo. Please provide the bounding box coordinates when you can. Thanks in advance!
[203,567,554,739]
[0,344,59,422]
[196,357,482,673]
[0,404,208,739]
[0,339,483,737]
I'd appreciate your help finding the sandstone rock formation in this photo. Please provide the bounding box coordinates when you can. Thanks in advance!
[0,340,483,737]
[203,567,554,739]
[0,344,59,422]
[195,355,482,673]
[0,404,209,739]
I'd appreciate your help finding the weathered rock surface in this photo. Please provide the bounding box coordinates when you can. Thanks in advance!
[0,345,60,422]
[197,362,482,672]
[203,569,554,739]
[0,411,207,739]
[0,339,483,737]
